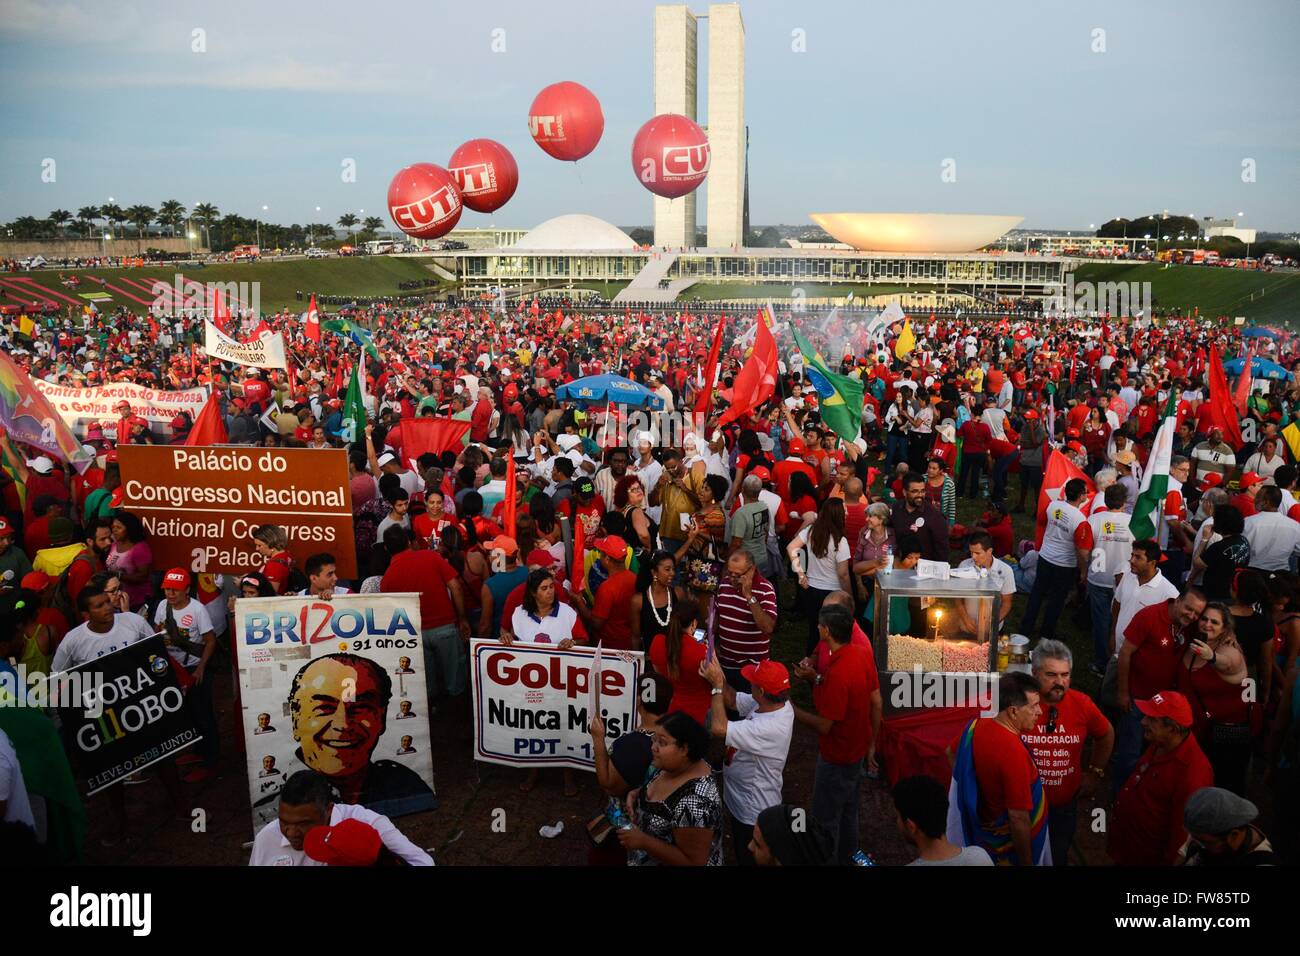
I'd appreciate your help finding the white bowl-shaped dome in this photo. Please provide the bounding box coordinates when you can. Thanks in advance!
[513,214,637,250]
[808,213,1024,253]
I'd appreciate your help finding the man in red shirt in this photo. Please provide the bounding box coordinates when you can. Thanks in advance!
[957,415,991,499]
[379,525,469,701]
[1108,691,1214,866]
[946,672,1047,865]
[1114,587,1206,789]
[583,536,638,650]
[1024,639,1113,866]
[792,602,873,865]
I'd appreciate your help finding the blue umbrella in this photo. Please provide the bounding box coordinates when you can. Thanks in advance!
[1239,327,1283,339]
[1223,356,1295,381]
[556,373,665,409]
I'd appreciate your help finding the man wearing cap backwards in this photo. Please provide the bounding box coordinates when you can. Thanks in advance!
[1178,787,1278,866]
[1108,690,1214,866]
[582,536,638,651]
[700,655,795,866]
[154,567,219,782]
[250,769,432,866]
[1191,427,1237,485]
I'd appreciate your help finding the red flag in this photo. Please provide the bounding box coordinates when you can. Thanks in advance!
[185,392,229,446]
[246,319,272,343]
[695,314,726,416]
[1206,348,1244,449]
[571,507,586,597]
[304,294,321,343]
[1035,449,1095,547]
[212,288,232,332]
[503,452,517,538]
[718,309,777,427]
[1232,344,1253,417]
[189,344,198,381]
[397,418,471,464]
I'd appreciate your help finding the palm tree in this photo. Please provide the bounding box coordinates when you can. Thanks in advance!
[125,205,156,239]
[193,203,219,249]
[77,205,101,238]
[99,203,126,236]
[158,199,186,237]
[11,216,43,239]
[363,216,384,236]
[337,213,359,243]
[47,209,73,237]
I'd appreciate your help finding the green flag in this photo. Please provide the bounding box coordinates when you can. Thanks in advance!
[1130,391,1179,541]
[792,327,865,443]
[340,362,367,445]
[322,317,380,361]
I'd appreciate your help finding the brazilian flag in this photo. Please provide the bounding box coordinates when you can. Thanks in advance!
[321,317,380,361]
[793,327,865,444]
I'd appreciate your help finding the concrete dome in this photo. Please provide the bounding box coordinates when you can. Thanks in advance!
[808,213,1024,253]
[513,214,636,250]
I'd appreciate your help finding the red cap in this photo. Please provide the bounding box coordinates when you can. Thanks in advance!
[741,659,791,696]
[21,570,52,591]
[1066,440,1086,455]
[485,535,519,555]
[1197,472,1224,492]
[1135,691,1193,727]
[594,536,629,561]
[162,567,191,589]
[786,438,807,456]
[170,414,187,429]
[525,549,556,569]
[303,819,382,867]
[750,466,772,482]
[1239,471,1264,490]
[1023,409,1039,420]
[0,517,12,537]
[1065,427,1081,438]
[104,449,119,463]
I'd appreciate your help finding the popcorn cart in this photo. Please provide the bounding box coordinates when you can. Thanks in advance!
[872,567,1004,713]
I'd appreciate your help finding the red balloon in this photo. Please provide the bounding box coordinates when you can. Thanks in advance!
[386,163,463,239]
[448,139,519,213]
[528,81,604,162]
[631,114,710,199]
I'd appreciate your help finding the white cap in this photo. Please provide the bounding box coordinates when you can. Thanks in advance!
[635,431,655,446]
[556,434,582,452]
[26,456,54,475]
[377,452,397,467]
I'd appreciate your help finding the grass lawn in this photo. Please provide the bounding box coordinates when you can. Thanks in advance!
[12,256,446,314]
[769,473,1099,712]
[1072,261,1300,326]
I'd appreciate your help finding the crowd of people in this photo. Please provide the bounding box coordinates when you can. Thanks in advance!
[1,297,1297,868]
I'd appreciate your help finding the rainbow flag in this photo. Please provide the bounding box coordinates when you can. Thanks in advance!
[0,351,96,473]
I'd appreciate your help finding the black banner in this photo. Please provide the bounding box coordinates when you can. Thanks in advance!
[58,635,202,794]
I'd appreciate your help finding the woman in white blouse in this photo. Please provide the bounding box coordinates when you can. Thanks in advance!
[1242,435,1285,480]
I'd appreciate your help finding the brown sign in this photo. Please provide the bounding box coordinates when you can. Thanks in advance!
[117,446,356,577]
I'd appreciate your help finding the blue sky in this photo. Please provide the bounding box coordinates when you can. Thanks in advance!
[1,0,1296,231]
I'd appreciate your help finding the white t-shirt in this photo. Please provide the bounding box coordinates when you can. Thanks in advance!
[980,407,1008,440]
[956,557,1016,626]
[249,802,434,866]
[510,603,580,645]
[1113,571,1179,653]
[1243,511,1300,572]
[51,614,155,672]
[795,527,850,591]
[153,597,215,668]
[723,695,794,825]
[1085,510,1133,588]
[0,728,35,830]
[1039,499,1087,568]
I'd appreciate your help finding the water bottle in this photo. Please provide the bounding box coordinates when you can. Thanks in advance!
[605,798,633,832]
[851,850,876,866]
[882,545,893,573]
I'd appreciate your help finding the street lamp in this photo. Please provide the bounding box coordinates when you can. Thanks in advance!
[1238,212,1251,261]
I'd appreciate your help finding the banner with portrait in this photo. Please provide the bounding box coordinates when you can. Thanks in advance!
[470,640,643,771]
[233,593,437,832]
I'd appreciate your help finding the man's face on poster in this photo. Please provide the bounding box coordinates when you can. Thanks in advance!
[291,657,387,778]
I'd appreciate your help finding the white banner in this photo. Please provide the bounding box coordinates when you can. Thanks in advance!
[31,379,208,441]
[234,593,436,832]
[470,641,643,770]
[204,320,287,369]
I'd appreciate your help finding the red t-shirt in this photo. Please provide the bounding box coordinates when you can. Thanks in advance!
[1228,493,1257,518]
[1122,601,1187,700]
[1109,733,1214,865]
[773,459,817,502]
[1067,404,1091,432]
[1022,689,1111,808]
[813,643,874,763]
[648,633,711,725]
[381,549,459,628]
[952,718,1040,826]
[262,551,294,593]
[592,568,637,650]
[958,420,992,455]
